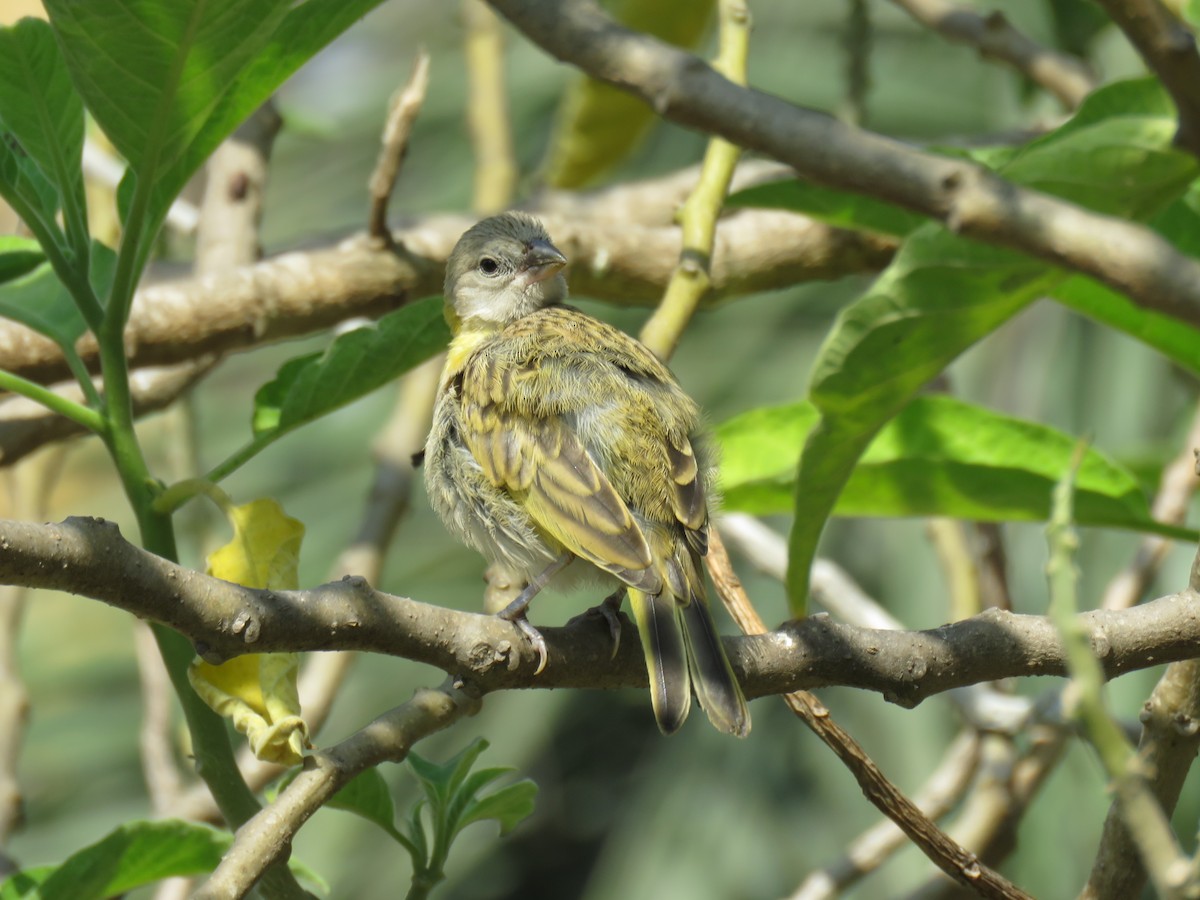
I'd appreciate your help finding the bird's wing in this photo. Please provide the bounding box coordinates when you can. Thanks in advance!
[460,383,659,589]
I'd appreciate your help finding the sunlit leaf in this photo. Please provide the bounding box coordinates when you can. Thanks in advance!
[718,396,1193,540]
[252,296,449,439]
[786,78,1200,611]
[0,18,88,255]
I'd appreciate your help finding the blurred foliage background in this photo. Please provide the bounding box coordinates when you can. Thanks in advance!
[3,0,1199,897]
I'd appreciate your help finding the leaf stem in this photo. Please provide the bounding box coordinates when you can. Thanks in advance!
[0,367,104,432]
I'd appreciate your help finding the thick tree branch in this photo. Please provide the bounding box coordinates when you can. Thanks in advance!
[0,205,891,388]
[3,516,1199,707]
[486,0,1200,331]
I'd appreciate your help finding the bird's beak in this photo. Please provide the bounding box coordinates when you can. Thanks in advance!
[519,238,568,285]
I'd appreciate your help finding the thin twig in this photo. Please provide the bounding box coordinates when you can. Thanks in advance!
[1047,444,1196,899]
[887,0,1096,108]
[706,529,1033,899]
[790,729,981,900]
[1102,399,1200,611]
[367,52,432,243]
[841,0,871,126]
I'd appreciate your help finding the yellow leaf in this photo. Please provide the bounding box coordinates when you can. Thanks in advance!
[189,497,309,766]
[542,0,716,188]
[207,497,304,590]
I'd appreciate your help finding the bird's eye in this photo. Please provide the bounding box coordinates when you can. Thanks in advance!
[478,257,500,276]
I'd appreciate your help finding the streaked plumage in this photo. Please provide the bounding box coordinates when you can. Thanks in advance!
[424,212,749,736]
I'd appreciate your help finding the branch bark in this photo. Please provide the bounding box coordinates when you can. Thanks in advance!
[2,516,1199,707]
[0,204,892,388]
[887,0,1096,108]
[486,0,1200,332]
[1092,0,1200,158]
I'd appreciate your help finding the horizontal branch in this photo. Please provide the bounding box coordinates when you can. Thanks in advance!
[487,0,1200,331]
[3,516,1198,706]
[0,168,894,387]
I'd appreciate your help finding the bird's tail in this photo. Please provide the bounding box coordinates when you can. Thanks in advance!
[629,588,691,735]
[629,552,750,737]
[679,585,750,738]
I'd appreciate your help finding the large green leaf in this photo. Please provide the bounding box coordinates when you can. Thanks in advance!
[150,0,392,233]
[43,0,291,176]
[719,396,1194,540]
[0,18,87,257]
[786,78,1200,611]
[252,296,449,438]
[1053,186,1200,375]
[0,241,114,348]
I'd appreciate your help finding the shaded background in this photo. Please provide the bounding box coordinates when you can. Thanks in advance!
[3,0,1198,897]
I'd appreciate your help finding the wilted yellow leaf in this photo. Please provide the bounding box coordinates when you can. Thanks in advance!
[189,497,309,766]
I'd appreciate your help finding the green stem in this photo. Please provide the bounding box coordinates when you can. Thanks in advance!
[202,432,277,491]
[0,367,104,432]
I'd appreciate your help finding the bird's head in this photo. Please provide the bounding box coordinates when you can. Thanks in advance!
[443,212,569,334]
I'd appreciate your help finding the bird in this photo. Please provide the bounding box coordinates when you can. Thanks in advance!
[423,211,749,737]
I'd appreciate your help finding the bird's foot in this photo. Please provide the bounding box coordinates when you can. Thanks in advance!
[567,588,626,659]
[498,606,549,675]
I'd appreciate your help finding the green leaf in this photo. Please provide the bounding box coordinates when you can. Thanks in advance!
[0,18,88,256]
[0,867,53,900]
[43,0,291,177]
[542,0,716,187]
[727,179,927,238]
[0,122,65,251]
[457,781,538,838]
[1051,189,1200,375]
[35,820,231,899]
[252,296,449,439]
[1000,80,1193,217]
[325,767,401,840]
[149,0,391,236]
[407,738,490,812]
[0,241,114,347]
[718,396,1194,540]
[0,236,45,285]
[786,78,1199,611]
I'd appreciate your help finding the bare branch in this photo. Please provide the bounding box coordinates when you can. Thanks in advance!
[487,0,1200,330]
[1092,0,1200,158]
[887,0,1096,108]
[0,203,892,389]
[791,730,981,900]
[367,52,432,243]
[1,516,1199,705]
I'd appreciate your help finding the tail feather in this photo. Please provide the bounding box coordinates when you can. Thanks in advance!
[680,593,751,738]
[628,589,691,734]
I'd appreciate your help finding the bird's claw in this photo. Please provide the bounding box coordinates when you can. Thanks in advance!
[567,590,625,660]
[500,610,549,674]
